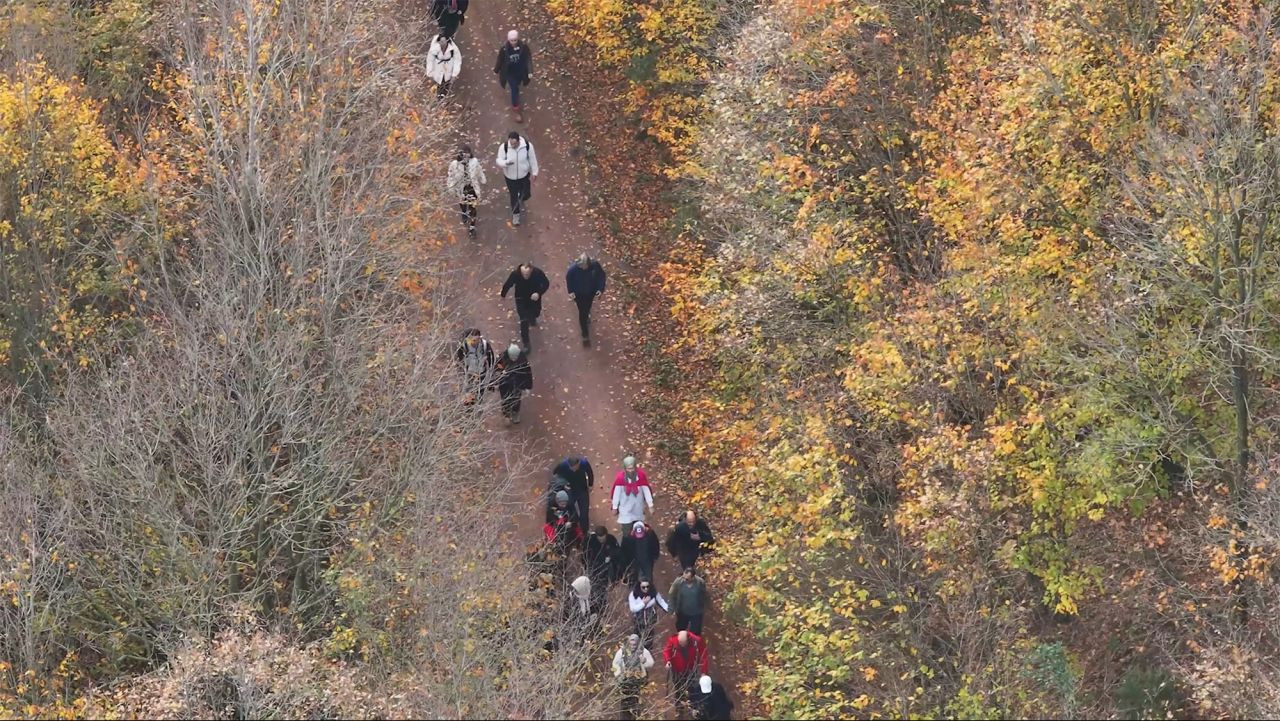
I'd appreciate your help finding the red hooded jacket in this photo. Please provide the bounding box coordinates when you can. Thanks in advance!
[662,632,709,675]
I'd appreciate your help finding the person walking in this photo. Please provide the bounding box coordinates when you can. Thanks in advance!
[612,634,655,720]
[626,576,669,650]
[665,509,716,572]
[668,566,709,635]
[495,132,538,226]
[499,262,550,349]
[689,674,735,721]
[565,252,607,346]
[562,575,599,643]
[455,327,494,404]
[620,520,660,585]
[430,0,469,39]
[611,456,653,529]
[447,145,486,236]
[493,30,533,121]
[584,525,622,610]
[493,342,532,423]
[553,455,594,530]
[544,489,584,551]
[426,34,462,99]
[662,630,710,705]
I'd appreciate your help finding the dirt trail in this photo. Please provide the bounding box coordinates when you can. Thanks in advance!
[430,1,737,717]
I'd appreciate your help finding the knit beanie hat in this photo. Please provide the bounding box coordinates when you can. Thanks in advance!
[632,521,646,536]
[507,343,521,360]
[555,489,569,504]
[507,29,519,42]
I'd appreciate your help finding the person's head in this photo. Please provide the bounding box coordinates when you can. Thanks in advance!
[507,29,519,45]
[677,630,690,647]
[622,455,637,471]
[519,262,533,279]
[575,252,590,270]
[685,509,698,526]
[463,327,481,346]
[637,577,652,595]
[627,633,641,651]
[571,575,590,599]
[632,520,646,537]
[456,144,473,162]
[507,131,520,148]
[682,566,695,582]
[700,675,712,694]
[438,34,450,48]
[507,343,521,360]
[568,456,581,469]
[593,525,608,539]
[555,489,569,507]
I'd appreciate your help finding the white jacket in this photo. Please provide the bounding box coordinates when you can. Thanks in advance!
[612,646,655,679]
[496,138,538,180]
[447,157,487,201]
[612,484,653,526]
[427,37,462,84]
[627,591,669,614]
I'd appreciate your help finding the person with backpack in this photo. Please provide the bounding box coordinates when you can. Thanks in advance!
[665,509,716,572]
[690,674,735,721]
[495,132,538,226]
[493,342,532,423]
[626,576,669,650]
[426,34,462,99]
[553,455,594,530]
[565,252,607,346]
[668,566,709,635]
[662,630,710,705]
[447,145,486,236]
[620,520,660,585]
[430,0,469,39]
[493,30,533,121]
[612,633,655,720]
[455,327,494,404]
[499,262,550,350]
[611,456,654,529]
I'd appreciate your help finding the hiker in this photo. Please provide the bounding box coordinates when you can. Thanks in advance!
[662,630,710,704]
[627,576,669,650]
[562,575,599,642]
[448,145,486,236]
[426,34,461,98]
[430,0,469,39]
[611,456,654,528]
[565,252,607,346]
[620,520,660,585]
[553,455,595,530]
[495,132,538,226]
[455,327,494,404]
[665,509,716,572]
[584,525,623,597]
[544,488,584,550]
[612,634,655,720]
[669,566,709,635]
[690,674,735,721]
[493,30,533,120]
[499,262,550,349]
[493,342,532,423]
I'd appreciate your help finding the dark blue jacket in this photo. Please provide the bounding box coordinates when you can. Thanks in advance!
[565,261,607,298]
[554,457,595,492]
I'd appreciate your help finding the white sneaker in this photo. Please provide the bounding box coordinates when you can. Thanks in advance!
[513,212,521,226]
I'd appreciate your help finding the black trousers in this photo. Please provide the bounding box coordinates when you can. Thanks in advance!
[675,612,704,635]
[459,184,477,228]
[500,387,522,418]
[436,79,452,98]
[516,297,541,347]
[505,175,531,214]
[574,294,595,337]
[571,483,590,530]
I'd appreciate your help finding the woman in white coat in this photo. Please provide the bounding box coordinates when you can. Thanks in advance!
[426,34,462,98]
[447,145,486,235]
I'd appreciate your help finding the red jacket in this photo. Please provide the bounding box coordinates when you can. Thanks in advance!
[662,632,709,675]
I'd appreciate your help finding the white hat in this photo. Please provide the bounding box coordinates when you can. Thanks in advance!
[699,675,712,694]
[507,29,519,42]
[507,343,521,360]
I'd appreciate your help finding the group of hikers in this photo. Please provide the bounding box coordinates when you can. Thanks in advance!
[434,6,734,719]
[544,455,735,720]
[428,1,537,233]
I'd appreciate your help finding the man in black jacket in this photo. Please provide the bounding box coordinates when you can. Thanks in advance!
[666,509,716,572]
[493,342,533,423]
[494,30,533,120]
[565,253,607,346]
[500,262,551,350]
[430,0,469,39]
[553,455,594,530]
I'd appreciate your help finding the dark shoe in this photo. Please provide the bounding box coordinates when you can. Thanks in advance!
[511,412,521,424]
[582,336,590,347]
[529,318,538,327]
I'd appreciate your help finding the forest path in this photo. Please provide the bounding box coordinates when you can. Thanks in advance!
[429,0,739,717]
